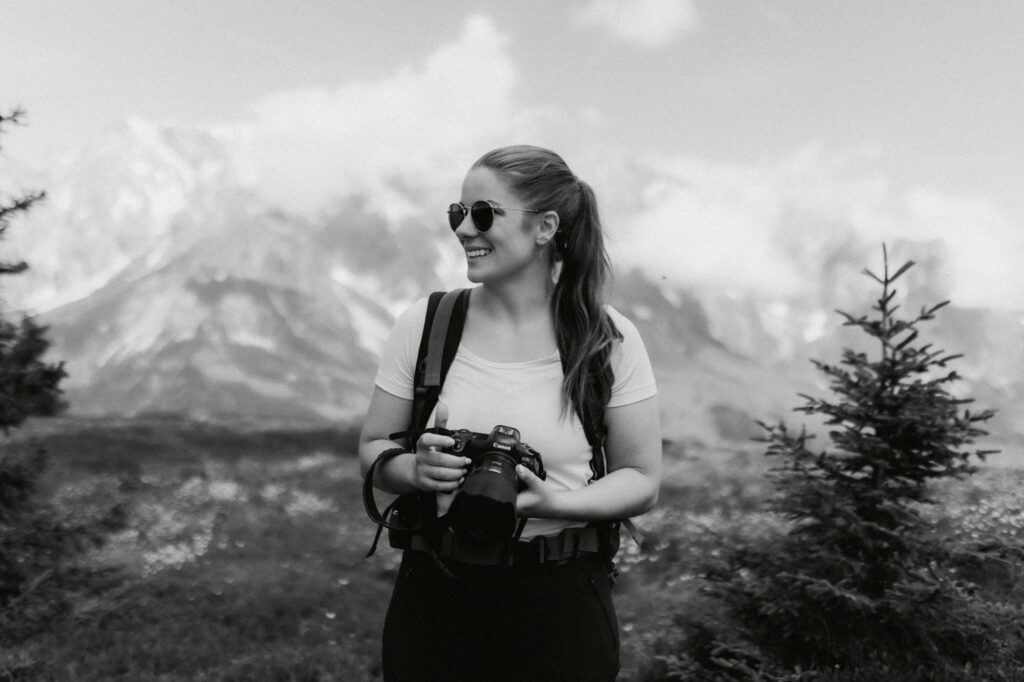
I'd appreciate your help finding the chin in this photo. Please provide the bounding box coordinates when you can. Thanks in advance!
[465,260,490,283]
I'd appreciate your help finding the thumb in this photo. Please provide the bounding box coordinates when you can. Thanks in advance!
[433,402,449,430]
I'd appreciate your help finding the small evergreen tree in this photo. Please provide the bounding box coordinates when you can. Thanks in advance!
[0,108,65,430]
[666,246,1019,680]
[0,108,84,650]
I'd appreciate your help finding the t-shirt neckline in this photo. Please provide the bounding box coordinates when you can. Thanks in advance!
[457,345,560,368]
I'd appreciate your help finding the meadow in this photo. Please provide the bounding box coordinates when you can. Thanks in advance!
[2,415,1022,681]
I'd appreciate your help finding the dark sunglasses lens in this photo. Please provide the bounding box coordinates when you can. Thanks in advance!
[469,201,494,231]
[448,203,466,230]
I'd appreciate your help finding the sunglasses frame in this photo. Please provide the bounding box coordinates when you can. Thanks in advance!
[447,200,540,232]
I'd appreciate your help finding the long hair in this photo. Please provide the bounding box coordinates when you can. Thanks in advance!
[472,145,621,434]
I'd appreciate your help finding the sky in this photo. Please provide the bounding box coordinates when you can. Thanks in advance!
[3,0,1023,309]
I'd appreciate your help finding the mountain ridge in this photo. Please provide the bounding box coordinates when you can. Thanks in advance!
[4,119,1019,447]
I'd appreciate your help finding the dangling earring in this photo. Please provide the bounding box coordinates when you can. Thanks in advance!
[536,238,549,261]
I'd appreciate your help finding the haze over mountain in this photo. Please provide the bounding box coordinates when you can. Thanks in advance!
[3,120,1021,447]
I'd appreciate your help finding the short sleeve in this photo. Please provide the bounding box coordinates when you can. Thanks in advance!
[373,297,429,400]
[605,306,658,408]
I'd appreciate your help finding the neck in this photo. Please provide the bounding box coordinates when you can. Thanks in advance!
[475,270,554,323]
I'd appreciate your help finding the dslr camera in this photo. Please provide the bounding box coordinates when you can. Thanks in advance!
[443,425,545,548]
[385,423,546,565]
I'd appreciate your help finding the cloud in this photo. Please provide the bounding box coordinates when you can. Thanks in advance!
[218,14,546,215]
[203,12,1021,314]
[903,190,1024,309]
[573,0,698,47]
[611,164,788,294]
[604,144,1024,311]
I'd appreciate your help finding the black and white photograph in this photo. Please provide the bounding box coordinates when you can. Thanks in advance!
[2,1,1022,679]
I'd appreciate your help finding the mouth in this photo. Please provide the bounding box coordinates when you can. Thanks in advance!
[465,248,492,259]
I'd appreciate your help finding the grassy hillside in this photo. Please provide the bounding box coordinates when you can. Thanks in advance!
[2,416,1021,680]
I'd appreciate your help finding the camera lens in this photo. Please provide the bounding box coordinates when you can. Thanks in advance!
[453,452,518,541]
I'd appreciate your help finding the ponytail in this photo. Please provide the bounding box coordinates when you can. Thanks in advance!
[473,146,621,431]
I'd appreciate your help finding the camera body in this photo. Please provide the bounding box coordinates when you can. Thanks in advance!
[447,425,545,482]
[443,425,545,562]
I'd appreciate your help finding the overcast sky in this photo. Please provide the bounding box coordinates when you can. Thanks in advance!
[3,0,1023,309]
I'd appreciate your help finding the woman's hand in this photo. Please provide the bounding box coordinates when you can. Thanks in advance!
[413,432,470,493]
[515,465,562,518]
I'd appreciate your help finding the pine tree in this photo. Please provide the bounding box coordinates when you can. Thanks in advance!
[0,107,80,648]
[0,108,66,431]
[669,246,1019,679]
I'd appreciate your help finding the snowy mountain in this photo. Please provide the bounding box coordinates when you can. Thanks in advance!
[1,119,247,312]
[43,209,390,421]
[6,120,1022,446]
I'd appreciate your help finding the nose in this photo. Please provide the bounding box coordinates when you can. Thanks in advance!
[453,212,480,240]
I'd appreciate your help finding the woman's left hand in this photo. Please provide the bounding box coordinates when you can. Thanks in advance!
[515,465,560,518]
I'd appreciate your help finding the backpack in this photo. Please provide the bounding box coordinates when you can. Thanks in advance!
[363,288,637,562]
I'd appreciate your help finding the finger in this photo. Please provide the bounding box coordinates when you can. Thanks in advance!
[429,478,464,493]
[418,467,467,493]
[515,464,539,487]
[424,463,469,481]
[418,433,456,451]
[418,449,471,468]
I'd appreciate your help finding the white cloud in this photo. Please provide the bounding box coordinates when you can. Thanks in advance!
[200,11,1021,314]
[904,190,1024,309]
[604,145,1024,311]
[218,14,546,214]
[611,164,791,295]
[573,0,698,47]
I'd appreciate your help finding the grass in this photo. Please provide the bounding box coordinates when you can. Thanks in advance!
[4,416,388,681]
[2,416,1022,681]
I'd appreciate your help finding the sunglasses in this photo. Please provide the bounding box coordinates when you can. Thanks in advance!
[447,200,539,232]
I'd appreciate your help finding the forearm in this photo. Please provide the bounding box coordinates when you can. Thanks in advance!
[525,466,660,522]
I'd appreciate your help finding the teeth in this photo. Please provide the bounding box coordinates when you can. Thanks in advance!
[466,249,491,258]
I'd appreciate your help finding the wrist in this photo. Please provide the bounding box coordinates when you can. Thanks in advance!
[545,490,577,520]
[518,484,571,521]
[375,449,417,494]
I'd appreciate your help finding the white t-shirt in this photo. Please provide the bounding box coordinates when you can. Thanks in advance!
[374,293,657,539]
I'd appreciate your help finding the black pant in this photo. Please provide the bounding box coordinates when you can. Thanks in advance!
[382,550,620,681]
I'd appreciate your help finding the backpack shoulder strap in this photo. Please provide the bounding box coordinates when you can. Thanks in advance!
[408,288,470,440]
[364,289,470,557]
[570,354,644,554]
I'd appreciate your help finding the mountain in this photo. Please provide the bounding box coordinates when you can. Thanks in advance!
[26,124,454,422]
[0,119,246,313]
[44,210,385,421]
[6,120,1022,447]
[609,274,1017,445]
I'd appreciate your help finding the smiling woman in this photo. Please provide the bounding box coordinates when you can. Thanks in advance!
[359,145,662,680]
[452,168,550,286]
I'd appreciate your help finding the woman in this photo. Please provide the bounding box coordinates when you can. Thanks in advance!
[359,145,661,680]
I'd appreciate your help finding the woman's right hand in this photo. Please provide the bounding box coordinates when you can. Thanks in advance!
[413,432,471,492]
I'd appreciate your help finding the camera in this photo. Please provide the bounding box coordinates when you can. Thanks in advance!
[444,425,545,548]
[384,423,546,564]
